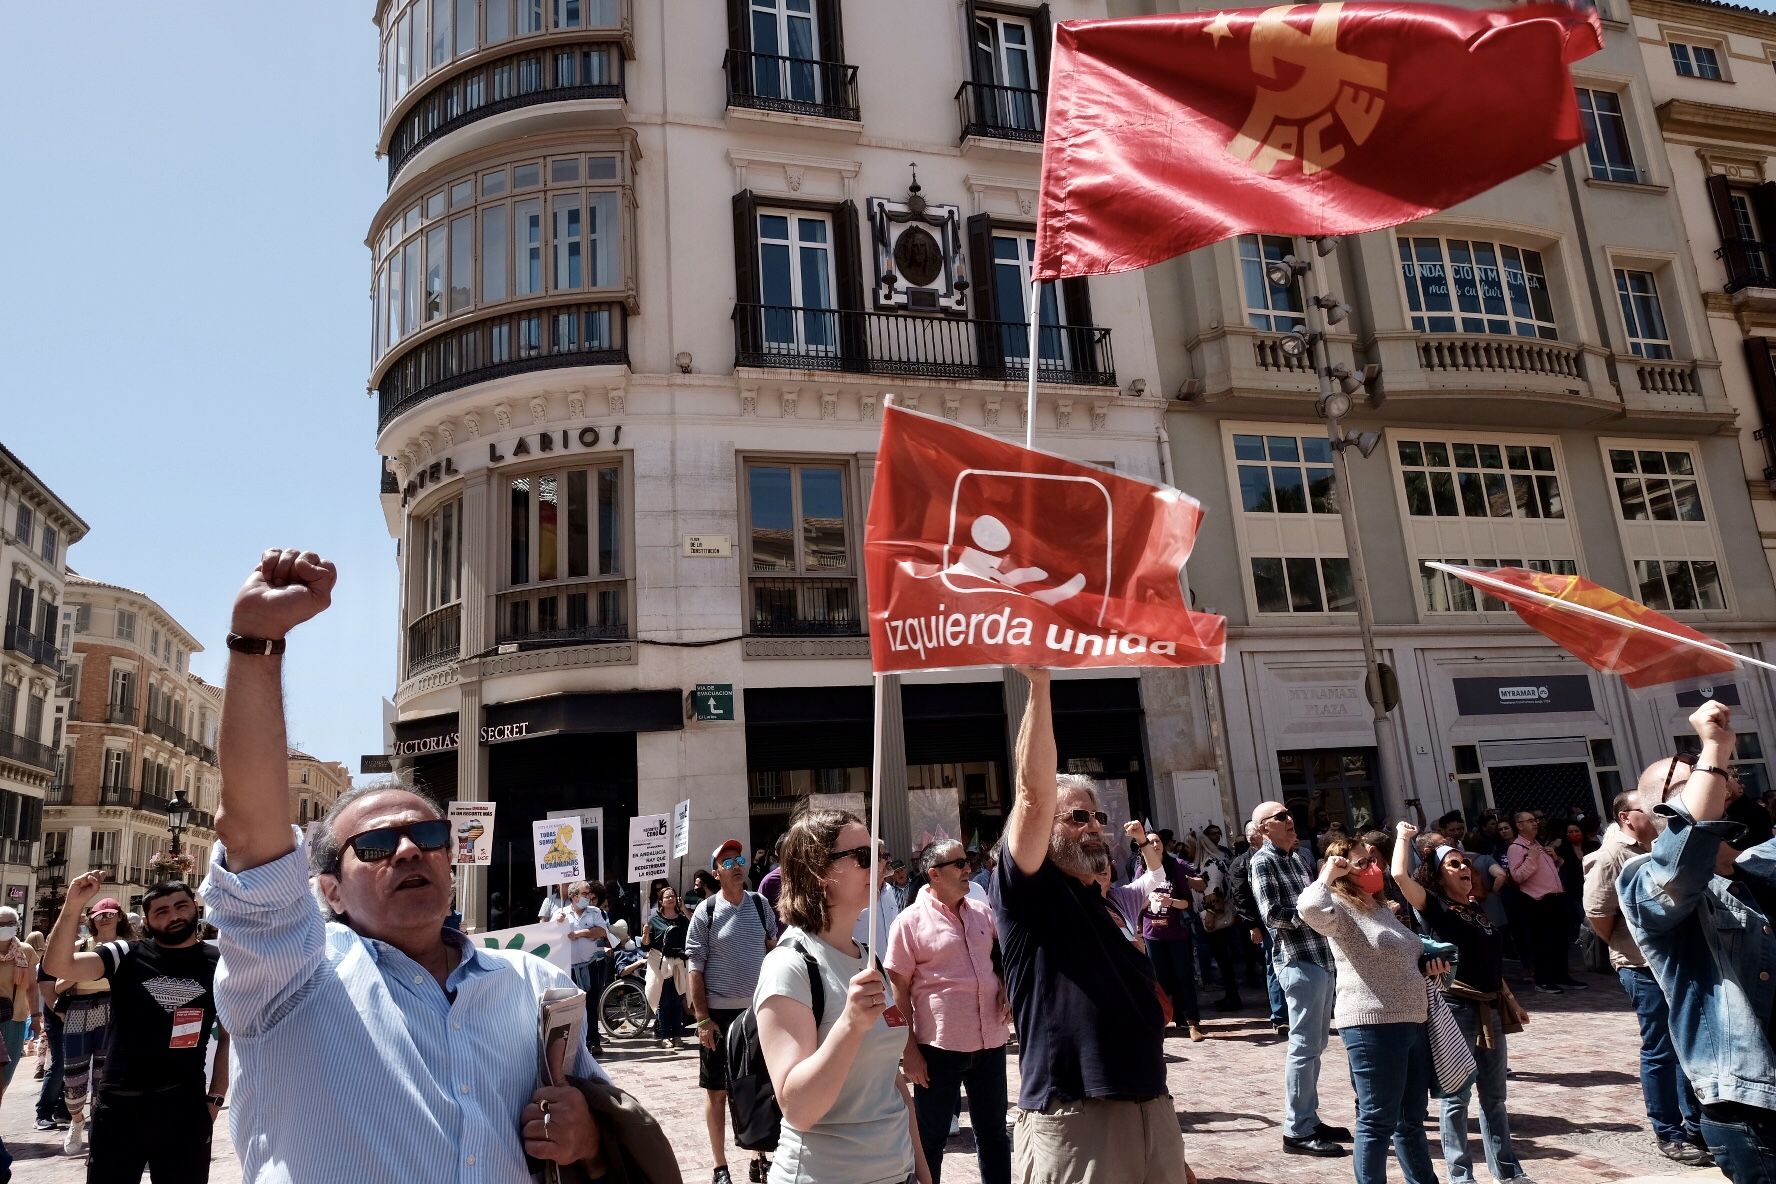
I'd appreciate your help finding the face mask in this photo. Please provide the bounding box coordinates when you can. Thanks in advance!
[0,926,15,942]
[1353,864,1386,896]
[574,896,590,909]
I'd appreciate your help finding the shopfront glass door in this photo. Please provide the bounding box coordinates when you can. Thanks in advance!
[1277,747,1379,838]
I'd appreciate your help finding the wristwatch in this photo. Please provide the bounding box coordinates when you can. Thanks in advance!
[225,633,285,656]
[1692,762,1732,780]
[206,1094,226,1107]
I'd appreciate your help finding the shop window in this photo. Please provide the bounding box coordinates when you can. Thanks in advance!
[742,459,859,636]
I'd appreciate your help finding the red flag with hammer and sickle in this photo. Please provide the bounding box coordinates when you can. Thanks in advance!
[1034,3,1603,280]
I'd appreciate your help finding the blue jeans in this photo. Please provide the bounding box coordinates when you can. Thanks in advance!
[1700,1103,1776,1184]
[1440,999,1524,1183]
[1343,1023,1439,1184]
[654,977,685,1040]
[1148,937,1200,1024]
[912,1043,1012,1184]
[1618,966,1701,1143]
[1275,959,1334,1139]
[35,1011,67,1122]
[1262,930,1288,1024]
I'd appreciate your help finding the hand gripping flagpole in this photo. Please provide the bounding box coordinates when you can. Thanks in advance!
[1025,276,1042,449]
[1425,562,1776,676]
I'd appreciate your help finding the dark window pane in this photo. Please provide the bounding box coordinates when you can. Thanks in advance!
[1665,560,1699,610]
[1647,479,1678,521]
[1271,466,1308,513]
[1506,445,1531,470]
[597,466,621,576]
[1512,474,1540,518]
[1252,558,1289,613]
[1233,434,1266,461]
[1635,559,1668,609]
[509,477,530,585]
[1285,557,1324,612]
[1267,436,1300,462]
[567,470,589,579]
[1239,466,1274,512]
[1397,440,1424,466]
[1424,442,1450,467]
[1307,468,1336,514]
[1693,560,1725,609]
[1537,474,1564,519]
[1617,478,1648,520]
[800,468,849,571]
[1610,449,1636,473]
[1530,446,1555,471]
[1673,480,1704,522]
[1303,437,1334,464]
[1640,449,1668,474]
[1322,559,1355,612]
[1403,471,1432,516]
[1429,471,1458,516]
[748,465,795,571]
[1458,472,1487,516]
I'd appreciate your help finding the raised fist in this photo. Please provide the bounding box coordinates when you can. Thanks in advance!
[231,549,337,641]
[1690,699,1735,754]
[64,870,105,913]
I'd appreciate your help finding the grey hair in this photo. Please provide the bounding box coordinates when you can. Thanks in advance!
[917,838,966,876]
[310,780,444,878]
[1054,774,1101,804]
[1244,820,1261,841]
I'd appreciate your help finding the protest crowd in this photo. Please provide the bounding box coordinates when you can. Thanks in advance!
[1,547,1773,1184]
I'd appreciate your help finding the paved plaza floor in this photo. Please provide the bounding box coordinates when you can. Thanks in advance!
[0,964,1721,1183]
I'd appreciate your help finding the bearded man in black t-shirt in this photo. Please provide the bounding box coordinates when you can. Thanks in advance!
[44,877,230,1183]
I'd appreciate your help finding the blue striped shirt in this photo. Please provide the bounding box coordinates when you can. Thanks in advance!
[200,831,604,1184]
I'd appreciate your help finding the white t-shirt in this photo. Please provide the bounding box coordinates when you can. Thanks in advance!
[554,902,608,966]
[754,928,915,1184]
[538,891,562,921]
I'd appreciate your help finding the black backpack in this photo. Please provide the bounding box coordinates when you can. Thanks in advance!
[725,938,825,1153]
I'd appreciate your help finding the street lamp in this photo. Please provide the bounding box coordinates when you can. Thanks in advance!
[167,789,192,857]
[1273,239,1406,822]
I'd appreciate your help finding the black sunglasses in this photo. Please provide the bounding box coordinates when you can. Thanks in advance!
[340,819,451,867]
[828,845,873,870]
[1055,809,1110,826]
[929,857,969,872]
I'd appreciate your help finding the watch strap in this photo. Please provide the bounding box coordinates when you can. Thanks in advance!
[226,634,286,656]
[1692,762,1731,780]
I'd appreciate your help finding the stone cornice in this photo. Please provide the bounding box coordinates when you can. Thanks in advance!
[1631,0,1776,40]
[1657,97,1776,148]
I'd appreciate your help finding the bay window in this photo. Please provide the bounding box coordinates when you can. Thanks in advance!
[502,462,628,643]
[1397,236,1557,338]
[1604,441,1728,614]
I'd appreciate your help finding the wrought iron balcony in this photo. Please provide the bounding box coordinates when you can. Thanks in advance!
[99,780,134,806]
[496,579,630,646]
[107,698,137,727]
[45,782,73,805]
[733,305,1115,386]
[1720,237,1775,294]
[747,576,862,636]
[724,50,859,121]
[956,81,1043,143]
[387,41,626,184]
[145,713,183,745]
[138,791,173,815]
[0,728,55,772]
[406,602,462,679]
[3,623,60,670]
[377,301,629,433]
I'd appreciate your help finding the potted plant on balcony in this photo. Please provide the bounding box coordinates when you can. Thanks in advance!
[146,849,193,882]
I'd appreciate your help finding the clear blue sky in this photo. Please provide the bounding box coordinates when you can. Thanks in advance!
[2,6,392,773]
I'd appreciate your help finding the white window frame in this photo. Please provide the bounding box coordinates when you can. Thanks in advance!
[1576,85,1639,184]
[975,11,1039,93]
[115,608,136,642]
[1394,234,1560,339]
[416,497,464,614]
[1600,438,1731,618]
[991,230,1069,365]
[1237,234,1305,332]
[1667,35,1728,82]
[1223,423,1353,619]
[1612,266,1675,359]
[756,208,837,355]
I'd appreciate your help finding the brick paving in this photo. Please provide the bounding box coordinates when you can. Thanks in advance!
[0,964,1721,1183]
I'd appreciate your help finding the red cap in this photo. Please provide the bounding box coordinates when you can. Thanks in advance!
[710,839,744,869]
[91,898,123,916]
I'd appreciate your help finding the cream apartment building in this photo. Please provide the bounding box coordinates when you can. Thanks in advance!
[1154,0,1776,833]
[369,0,1217,921]
[1631,0,1776,589]
[46,578,221,917]
[0,442,86,925]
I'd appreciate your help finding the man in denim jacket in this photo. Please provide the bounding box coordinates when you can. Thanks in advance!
[1621,699,1776,1182]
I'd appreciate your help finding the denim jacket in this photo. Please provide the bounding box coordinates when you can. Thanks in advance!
[1619,802,1776,1111]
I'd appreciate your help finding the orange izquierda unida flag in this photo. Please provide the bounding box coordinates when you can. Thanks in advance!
[864,403,1226,673]
[1434,563,1739,690]
[1034,2,1604,280]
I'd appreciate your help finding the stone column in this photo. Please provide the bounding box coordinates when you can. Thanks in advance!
[455,678,489,931]
[457,469,491,656]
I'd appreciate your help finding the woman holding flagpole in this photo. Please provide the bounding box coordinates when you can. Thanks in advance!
[754,806,930,1184]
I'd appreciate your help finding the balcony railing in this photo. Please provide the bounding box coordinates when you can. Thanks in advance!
[496,579,630,646]
[99,781,134,806]
[724,50,859,121]
[1756,427,1776,482]
[0,729,55,772]
[733,305,1115,386]
[45,782,73,805]
[1633,358,1700,396]
[138,791,172,815]
[387,41,627,183]
[957,81,1044,143]
[747,576,862,636]
[145,713,183,745]
[3,623,59,669]
[197,743,218,766]
[1253,336,1314,374]
[406,602,462,679]
[1417,336,1586,381]
[107,698,137,727]
[190,809,217,831]
[2,840,36,866]
[1720,238,1775,294]
[377,301,629,433]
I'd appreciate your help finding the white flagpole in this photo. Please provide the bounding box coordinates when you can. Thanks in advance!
[1427,561,1776,675]
[866,670,886,959]
[1025,276,1042,450]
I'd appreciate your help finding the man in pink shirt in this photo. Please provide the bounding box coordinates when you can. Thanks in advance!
[1508,811,1588,994]
[886,837,1013,1184]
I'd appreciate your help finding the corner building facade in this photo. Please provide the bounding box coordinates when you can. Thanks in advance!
[369,0,1217,925]
[1153,0,1776,834]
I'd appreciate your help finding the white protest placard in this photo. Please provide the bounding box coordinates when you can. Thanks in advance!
[474,920,572,972]
[448,802,496,866]
[532,817,587,888]
[628,812,672,883]
[672,799,692,859]
[809,792,867,816]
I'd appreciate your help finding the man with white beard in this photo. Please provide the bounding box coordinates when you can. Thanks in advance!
[992,667,1195,1184]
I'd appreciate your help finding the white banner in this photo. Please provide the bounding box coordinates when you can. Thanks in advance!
[809,792,867,816]
[448,802,496,866]
[473,920,572,972]
[628,812,672,883]
[672,799,692,859]
[532,818,587,888]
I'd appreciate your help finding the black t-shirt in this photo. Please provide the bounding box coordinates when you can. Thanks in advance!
[994,855,1166,1109]
[96,939,220,1090]
[1417,894,1503,993]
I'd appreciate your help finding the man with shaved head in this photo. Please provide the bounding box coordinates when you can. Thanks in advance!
[1621,700,1776,1180]
[199,550,609,1183]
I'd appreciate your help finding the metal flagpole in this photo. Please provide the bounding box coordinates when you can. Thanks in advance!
[1025,276,1042,449]
[866,670,886,960]
[1425,562,1776,675]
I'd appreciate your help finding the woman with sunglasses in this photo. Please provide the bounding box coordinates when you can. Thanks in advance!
[753,807,929,1184]
[54,898,124,1157]
[1394,821,1535,1184]
[1298,837,1445,1184]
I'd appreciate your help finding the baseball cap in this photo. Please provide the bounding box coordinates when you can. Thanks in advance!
[711,838,744,868]
[92,898,123,916]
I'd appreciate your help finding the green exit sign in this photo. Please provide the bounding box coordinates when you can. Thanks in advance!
[692,683,735,722]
